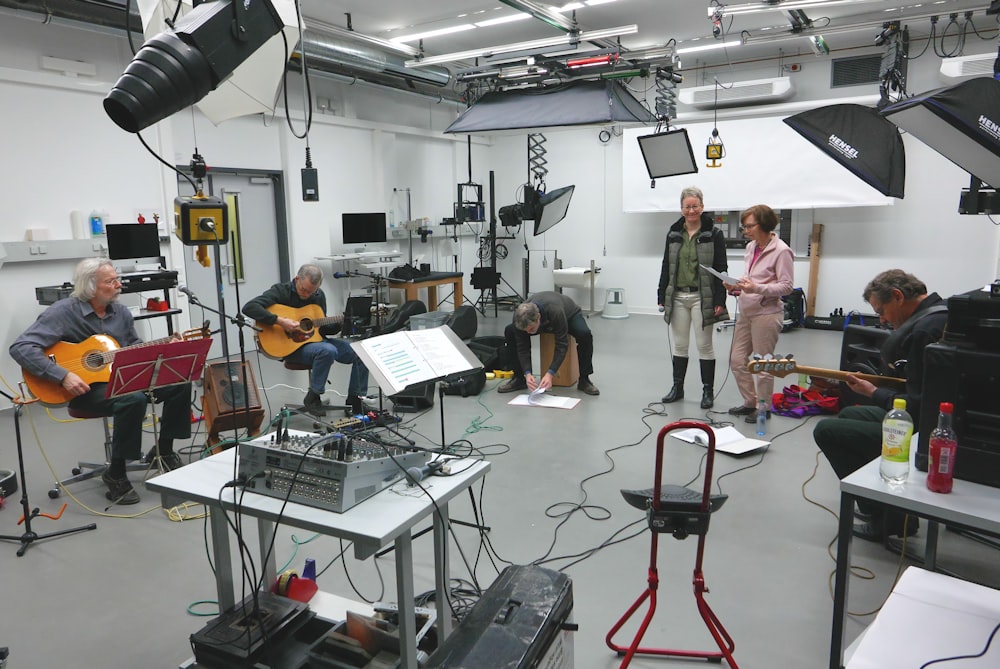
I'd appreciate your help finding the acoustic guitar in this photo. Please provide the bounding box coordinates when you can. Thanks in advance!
[747,356,905,388]
[22,324,210,405]
[255,304,345,360]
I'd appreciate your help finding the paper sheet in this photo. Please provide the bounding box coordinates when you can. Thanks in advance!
[508,393,581,410]
[671,425,768,455]
[699,263,738,285]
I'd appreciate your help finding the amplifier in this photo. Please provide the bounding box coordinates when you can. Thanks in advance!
[238,430,430,512]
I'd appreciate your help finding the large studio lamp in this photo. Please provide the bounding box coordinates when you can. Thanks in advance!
[104,0,283,133]
[783,104,905,198]
[498,184,576,235]
[880,77,1000,213]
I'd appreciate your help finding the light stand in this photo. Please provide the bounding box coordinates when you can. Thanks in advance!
[0,389,96,557]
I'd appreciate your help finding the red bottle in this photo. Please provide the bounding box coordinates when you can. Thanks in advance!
[927,402,958,493]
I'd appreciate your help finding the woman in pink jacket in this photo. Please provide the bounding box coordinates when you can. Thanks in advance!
[723,204,794,424]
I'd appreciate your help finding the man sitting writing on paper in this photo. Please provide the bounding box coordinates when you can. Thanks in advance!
[497,291,599,396]
[10,258,192,505]
[243,263,369,416]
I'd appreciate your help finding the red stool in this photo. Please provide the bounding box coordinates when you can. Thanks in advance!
[49,407,148,499]
[606,420,738,668]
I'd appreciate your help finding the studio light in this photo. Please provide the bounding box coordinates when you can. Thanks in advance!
[498,184,576,235]
[104,0,282,133]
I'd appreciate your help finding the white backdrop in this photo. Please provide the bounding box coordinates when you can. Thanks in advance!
[622,117,895,212]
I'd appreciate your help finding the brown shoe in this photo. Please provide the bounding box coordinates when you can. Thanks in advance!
[498,377,527,393]
[578,378,600,396]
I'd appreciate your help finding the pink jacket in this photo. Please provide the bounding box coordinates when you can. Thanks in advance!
[737,233,794,318]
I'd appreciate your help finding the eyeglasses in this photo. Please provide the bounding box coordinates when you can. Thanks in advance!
[740,223,758,231]
[100,276,122,286]
[682,204,703,211]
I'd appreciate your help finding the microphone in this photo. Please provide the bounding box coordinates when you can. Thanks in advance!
[178,286,196,300]
[333,271,352,279]
[405,460,445,487]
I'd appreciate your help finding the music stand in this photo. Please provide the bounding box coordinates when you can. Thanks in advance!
[106,338,212,476]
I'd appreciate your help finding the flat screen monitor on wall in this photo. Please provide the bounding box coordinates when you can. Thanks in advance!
[106,223,161,260]
[637,128,698,180]
[342,212,388,245]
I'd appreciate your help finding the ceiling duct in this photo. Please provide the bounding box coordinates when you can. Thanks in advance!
[940,53,998,81]
[679,76,794,109]
[0,0,459,102]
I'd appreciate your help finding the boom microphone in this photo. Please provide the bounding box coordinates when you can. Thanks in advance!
[405,460,445,487]
[333,271,352,279]
[178,286,196,300]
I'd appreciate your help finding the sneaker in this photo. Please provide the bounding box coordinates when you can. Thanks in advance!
[744,410,772,424]
[145,448,184,472]
[101,471,140,505]
[728,404,756,416]
[303,391,327,416]
[577,379,600,396]
[497,377,528,394]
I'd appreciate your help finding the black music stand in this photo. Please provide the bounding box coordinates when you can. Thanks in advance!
[0,388,97,557]
[106,338,212,476]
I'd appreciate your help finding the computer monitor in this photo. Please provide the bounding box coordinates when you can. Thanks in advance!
[533,185,575,236]
[637,128,698,180]
[106,223,161,260]
[341,212,387,245]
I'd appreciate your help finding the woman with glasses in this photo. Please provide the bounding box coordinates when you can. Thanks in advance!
[724,204,794,424]
[656,186,729,409]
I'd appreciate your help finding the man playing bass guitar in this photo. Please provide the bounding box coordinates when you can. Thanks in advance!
[243,263,369,416]
[10,258,194,505]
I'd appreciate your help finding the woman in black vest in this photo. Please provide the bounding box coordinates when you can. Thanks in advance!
[656,186,729,409]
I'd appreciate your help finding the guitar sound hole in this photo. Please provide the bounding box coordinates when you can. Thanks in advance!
[84,352,106,370]
[298,318,314,331]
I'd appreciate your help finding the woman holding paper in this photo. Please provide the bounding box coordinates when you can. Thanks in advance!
[723,204,794,424]
[656,186,729,409]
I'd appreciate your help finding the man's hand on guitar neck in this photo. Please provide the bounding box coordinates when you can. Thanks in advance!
[61,372,90,398]
[844,374,877,398]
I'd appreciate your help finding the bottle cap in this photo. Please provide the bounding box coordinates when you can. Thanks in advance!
[940,402,954,414]
[892,398,907,410]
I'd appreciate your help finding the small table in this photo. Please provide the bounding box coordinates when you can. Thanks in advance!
[147,448,491,669]
[387,272,464,312]
[830,459,1000,669]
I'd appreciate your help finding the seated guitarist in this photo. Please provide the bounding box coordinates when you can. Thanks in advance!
[242,263,369,416]
[9,258,192,505]
[813,269,948,542]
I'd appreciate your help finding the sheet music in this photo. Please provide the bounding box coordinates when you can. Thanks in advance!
[508,393,580,410]
[353,326,480,395]
[699,263,737,285]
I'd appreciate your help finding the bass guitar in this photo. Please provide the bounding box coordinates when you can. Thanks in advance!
[255,304,344,360]
[747,356,905,387]
[22,324,211,405]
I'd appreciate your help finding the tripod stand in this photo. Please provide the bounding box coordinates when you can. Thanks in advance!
[0,389,96,557]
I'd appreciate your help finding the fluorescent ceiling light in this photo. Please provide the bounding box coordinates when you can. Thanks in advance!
[717,0,886,16]
[390,24,476,43]
[309,20,420,56]
[676,40,741,54]
[405,24,638,67]
[558,2,585,9]
[475,13,532,27]
[585,0,619,5]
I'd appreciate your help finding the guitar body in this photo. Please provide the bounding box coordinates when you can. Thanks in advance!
[256,303,328,359]
[22,334,120,405]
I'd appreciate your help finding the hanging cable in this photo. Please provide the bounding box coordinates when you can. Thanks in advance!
[706,80,725,168]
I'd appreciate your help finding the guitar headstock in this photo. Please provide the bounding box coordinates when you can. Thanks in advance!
[747,354,797,378]
[181,320,212,341]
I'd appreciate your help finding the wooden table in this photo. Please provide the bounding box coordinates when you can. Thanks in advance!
[388,273,463,311]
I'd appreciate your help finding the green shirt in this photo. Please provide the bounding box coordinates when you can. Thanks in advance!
[676,230,699,290]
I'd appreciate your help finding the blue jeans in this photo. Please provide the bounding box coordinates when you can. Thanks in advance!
[286,339,369,397]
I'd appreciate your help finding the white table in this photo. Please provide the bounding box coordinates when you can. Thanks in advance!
[830,459,1000,669]
[147,449,490,669]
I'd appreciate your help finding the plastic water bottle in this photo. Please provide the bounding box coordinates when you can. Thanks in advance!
[88,210,105,237]
[880,398,913,483]
[756,398,767,437]
[927,402,958,493]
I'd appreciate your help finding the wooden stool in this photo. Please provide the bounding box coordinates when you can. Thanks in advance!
[539,333,579,387]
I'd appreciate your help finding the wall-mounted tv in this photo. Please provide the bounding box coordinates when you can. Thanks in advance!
[637,128,698,180]
[341,212,387,245]
[533,185,575,236]
[106,223,161,260]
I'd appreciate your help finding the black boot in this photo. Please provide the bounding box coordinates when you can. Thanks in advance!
[699,359,716,409]
[303,390,327,416]
[661,356,688,403]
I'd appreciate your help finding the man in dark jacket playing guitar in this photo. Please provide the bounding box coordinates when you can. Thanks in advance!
[10,258,193,505]
[243,264,369,416]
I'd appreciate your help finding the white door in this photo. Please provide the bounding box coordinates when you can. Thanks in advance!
[181,173,283,361]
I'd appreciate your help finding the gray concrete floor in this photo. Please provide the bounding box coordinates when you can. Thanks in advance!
[1,311,996,668]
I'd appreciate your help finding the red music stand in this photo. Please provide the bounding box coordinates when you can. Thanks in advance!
[606,420,738,669]
[106,338,212,474]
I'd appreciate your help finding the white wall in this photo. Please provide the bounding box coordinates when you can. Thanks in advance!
[1,12,998,389]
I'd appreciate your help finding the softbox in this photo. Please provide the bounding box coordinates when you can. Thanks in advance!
[783,104,905,198]
[880,77,1000,189]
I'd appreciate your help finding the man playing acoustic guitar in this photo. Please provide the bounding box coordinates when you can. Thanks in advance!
[10,258,193,505]
[243,263,369,416]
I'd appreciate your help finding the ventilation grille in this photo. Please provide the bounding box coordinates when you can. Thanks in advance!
[678,77,793,108]
[830,54,882,87]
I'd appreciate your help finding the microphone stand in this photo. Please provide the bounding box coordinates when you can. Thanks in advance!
[0,388,97,557]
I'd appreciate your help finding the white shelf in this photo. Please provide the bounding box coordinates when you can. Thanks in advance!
[0,239,106,266]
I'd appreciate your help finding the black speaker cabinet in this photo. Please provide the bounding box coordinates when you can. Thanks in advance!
[390,382,435,412]
[203,360,264,450]
[838,325,892,407]
[919,342,1000,488]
